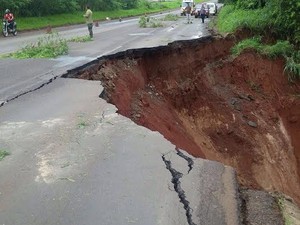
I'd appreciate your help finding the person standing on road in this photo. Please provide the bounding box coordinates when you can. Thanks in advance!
[200,5,206,23]
[185,3,192,24]
[84,5,93,39]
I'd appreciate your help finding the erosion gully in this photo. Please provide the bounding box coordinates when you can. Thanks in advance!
[64,36,300,206]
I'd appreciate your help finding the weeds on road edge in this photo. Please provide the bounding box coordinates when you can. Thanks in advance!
[231,37,300,81]
[163,14,179,21]
[139,16,163,28]
[0,150,10,161]
[5,33,68,59]
[78,121,89,129]
[68,35,92,43]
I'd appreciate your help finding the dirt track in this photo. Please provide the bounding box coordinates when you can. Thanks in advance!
[69,36,300,206]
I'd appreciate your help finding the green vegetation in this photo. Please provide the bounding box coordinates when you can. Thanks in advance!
[231,37,300,81]
[78,120,89,129]
[139,16,148,28]
[139,16,163,28]
[231,37,293,58]
[218,0,300,81]
[4,33,68,59]
[68,35,92,43]
[0,150,10,161]
[285,53,300,82]
[138,11,179,28]
[217,6,268,34]
[1,0,168,16]
[278,197,294,225]
[4,0,181,31]
[149,18,163,28]
[163,13,179,21]
[218,0,300,44]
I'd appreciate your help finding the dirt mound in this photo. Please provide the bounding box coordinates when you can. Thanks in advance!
[68,36,300,206]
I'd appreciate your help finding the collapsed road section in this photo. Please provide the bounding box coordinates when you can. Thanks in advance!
[0,78,241,225]
[64,35,300,206]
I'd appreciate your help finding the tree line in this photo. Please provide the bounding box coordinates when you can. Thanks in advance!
[0,0,141,17]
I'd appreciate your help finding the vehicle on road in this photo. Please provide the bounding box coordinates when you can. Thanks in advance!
[194,4,209,18]
[2,19,17,37]
[181,0,195,16]
[206,2,218,15]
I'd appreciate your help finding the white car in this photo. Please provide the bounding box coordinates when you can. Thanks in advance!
[206,2,218,15]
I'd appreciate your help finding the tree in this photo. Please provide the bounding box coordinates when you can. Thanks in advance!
[19,0,79,16]
[0,0,32,15]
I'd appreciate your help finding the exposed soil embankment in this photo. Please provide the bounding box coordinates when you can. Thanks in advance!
[66,36,300,205]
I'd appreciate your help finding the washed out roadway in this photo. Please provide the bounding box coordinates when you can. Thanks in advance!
[0,8,214,105]
[0,78,239,225]
[0,2,242,224]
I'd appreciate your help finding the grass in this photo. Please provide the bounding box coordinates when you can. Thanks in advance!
[68,35,92,43]
[231,37,293,58]
[217,5,270,34]
[2,33,68,59]
[217,4,300,82]
[0,150,10,161]
[17,1,181,31]
[231,36,263,55]
[232,37,300,82]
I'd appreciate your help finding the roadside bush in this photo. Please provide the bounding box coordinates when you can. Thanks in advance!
[262,41,293,58]
[271,0,300,44]
[10,33,68,58]
[231,36,263,55]
[217,0,300,45]
[139,0,153,9]
[232,37,293,57]
[149,18,163,28]
[236,0,266,9]
[217,5,270,34]
[21,0,79,16]
[139,16,147,28]
[139,16,163,28]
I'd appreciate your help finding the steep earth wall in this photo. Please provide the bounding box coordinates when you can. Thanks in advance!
[66,36,300,206]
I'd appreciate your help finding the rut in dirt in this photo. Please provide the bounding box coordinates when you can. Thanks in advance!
[64,36,300,206]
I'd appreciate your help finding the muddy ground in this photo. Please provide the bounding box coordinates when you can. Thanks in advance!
[66,36,300,206]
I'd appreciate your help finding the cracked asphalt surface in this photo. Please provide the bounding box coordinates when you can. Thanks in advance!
[0,78,239,225]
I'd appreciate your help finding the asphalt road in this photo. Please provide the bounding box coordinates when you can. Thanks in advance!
[0,2,242,225]
[0,78,239,225]
[0,9,212,105]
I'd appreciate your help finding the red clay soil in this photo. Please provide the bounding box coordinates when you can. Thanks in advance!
[74,37,300,206]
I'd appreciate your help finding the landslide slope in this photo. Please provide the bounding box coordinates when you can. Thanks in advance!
[70,36,300,206]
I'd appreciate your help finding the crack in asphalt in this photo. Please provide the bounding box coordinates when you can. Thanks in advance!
[162,154,197,225]
[0,76,58,108]
[176,147,194,174]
